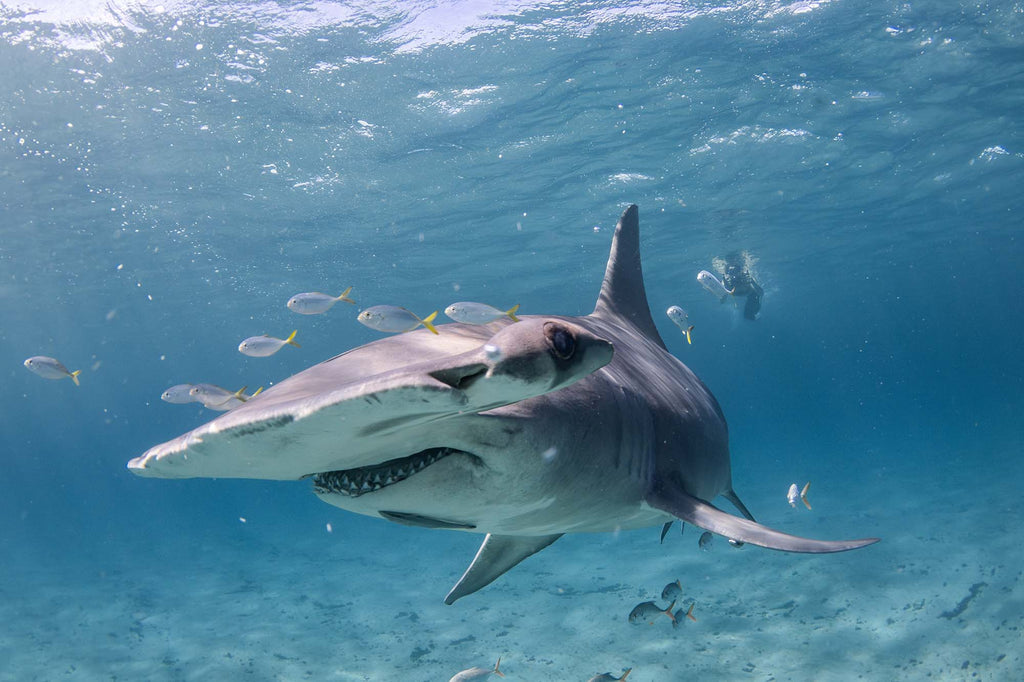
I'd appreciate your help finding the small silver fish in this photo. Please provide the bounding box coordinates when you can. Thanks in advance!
[24,356,81,386]
[206,386,263,411]
[698,531,714,551]
[628,599,676,625]
[287,287,356,315]
[788,482,812,510]
[189,384,261,411]
[161,383,197,404]
[665,305,694,344]
[671,603,698,628]
[588,669,632,682]
[448,657,504,681]
[661,579,683,602]
[238,330,300,357]
[444,302,520,325]
[697,270,733,302]
[358,305,439,334]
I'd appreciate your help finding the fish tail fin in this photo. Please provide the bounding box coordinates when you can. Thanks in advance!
[685,325,693,344]
[70,370,81,386]
[665,599,677,622]
[686,602,697,622]
[619,668,632,681]
[506,304,520,322]
[493,657,504,677]
[233,385,249,401]
[338,286,356,305]
[285,329,301,347]
[420,311,439,335]
[801,482,812,510]
[252,387,264,397]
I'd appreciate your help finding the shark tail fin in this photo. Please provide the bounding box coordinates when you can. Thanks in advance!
[647,488,878,553]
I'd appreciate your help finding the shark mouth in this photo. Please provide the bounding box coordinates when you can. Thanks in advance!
[311,447,478,497]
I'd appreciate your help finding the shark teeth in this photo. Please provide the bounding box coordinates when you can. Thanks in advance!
[312,447,457,497]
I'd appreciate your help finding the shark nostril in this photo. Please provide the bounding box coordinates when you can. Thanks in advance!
[429,363,489,391]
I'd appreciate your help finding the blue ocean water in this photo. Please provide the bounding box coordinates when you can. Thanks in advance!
[1,1,1022,680]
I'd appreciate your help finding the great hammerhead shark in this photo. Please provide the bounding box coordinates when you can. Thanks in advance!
[129,205,878,603]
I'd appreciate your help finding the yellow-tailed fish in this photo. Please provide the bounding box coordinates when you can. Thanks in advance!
[287,287,356,315]
[587,668,632,682]
[787,482,811,509]
[665,305,694,344]
[448,657,504,681]
[238,330,301,357]
[161,383,197,404]
[628,599,676,625]
[671,603,698,628]
[24,356,81,386]
[444,302,520,324]
[358,305,439,334]
[697,270,733,302]
[661,579,683,602]
[189,384,261,411]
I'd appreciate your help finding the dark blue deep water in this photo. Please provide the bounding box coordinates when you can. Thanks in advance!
[1,1,1022,680]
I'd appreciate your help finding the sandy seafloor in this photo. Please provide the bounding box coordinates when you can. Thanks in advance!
[3,448,1020,682]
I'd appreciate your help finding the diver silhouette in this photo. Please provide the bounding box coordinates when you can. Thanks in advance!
[721,251,763,321]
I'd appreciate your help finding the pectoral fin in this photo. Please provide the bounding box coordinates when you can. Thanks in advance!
[445,533,562,604]
[648,489,878,553]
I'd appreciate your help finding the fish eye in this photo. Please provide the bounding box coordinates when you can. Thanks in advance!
[544,323,576,360]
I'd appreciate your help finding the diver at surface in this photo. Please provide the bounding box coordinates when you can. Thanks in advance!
[719,250,763,321]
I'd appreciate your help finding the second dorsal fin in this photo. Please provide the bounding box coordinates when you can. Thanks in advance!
[592,204,666,350]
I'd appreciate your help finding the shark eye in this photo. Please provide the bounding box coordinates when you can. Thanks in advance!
[545,323,576,360]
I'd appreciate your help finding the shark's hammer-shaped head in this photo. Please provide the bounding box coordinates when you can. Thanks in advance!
[309,318,613,528]
[127,316,612,489]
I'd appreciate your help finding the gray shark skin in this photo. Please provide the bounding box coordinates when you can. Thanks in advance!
[129,205,879,604]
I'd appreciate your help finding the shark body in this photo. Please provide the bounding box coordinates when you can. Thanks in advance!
[130,205,878,603]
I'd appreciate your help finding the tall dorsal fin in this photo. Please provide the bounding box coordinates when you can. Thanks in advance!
[592,204,667,350]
